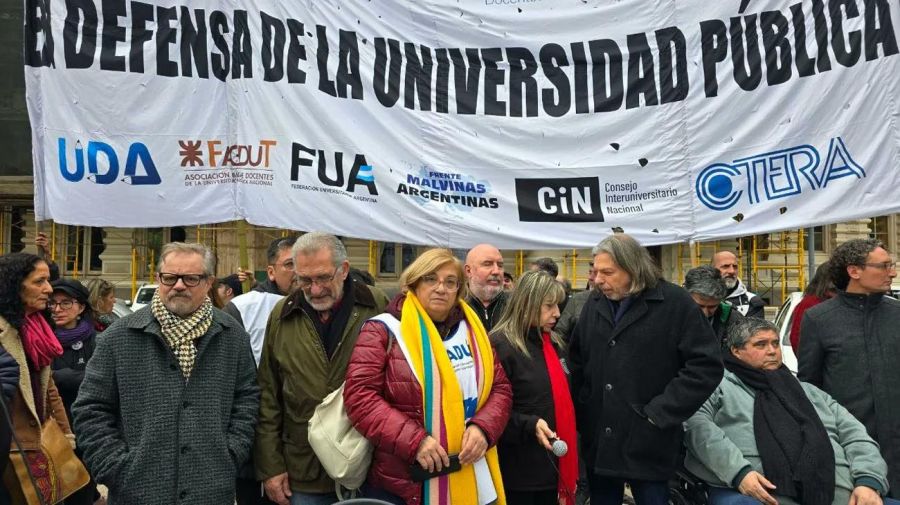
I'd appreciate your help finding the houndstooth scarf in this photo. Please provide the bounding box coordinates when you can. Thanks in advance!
[150,291,213,378]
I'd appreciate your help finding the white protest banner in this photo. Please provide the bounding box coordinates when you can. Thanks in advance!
[26,0,900,248]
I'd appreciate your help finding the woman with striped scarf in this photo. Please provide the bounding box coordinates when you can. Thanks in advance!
[344,248,512,505]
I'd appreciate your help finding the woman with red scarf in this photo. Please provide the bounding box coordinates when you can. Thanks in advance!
[491,270,578,505]
[0,253,76,504]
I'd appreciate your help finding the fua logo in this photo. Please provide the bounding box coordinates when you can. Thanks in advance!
[58,138,162,185]
[290,142,377,195]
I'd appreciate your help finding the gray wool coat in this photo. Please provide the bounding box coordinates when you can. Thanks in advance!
[71,307,260,505]
[798,291,900,498]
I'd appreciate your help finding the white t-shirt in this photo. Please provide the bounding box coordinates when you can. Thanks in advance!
[442,324,497,505]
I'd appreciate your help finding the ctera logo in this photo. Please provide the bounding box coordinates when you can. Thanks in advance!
[290,142,377,195]
[515,177,604,222]
[58,138,161,185]
[696,137,865,211]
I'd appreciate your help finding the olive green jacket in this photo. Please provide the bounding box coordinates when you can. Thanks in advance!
[254,280,388,492]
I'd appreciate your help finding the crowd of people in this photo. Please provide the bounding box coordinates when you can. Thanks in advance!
[0,232,897,505]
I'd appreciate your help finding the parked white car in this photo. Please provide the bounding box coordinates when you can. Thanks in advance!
[130,284,158,312]
[774,280,900,374]
[773,292,804,374]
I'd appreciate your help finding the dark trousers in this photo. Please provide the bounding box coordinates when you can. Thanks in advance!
[506,489,559,505]
[235,477,276,505]
[589,475,669,505]
[361,483,406,505]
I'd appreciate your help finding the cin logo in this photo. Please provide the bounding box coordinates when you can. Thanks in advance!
[290,142,377,195]
[515,177,604,222]
[58,138,161,185]
[697,137,865,211]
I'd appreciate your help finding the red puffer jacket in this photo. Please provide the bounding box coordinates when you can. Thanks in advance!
[343,296,512,505]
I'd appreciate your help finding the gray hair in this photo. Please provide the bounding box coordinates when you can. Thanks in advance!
[158,242,216,275]
[684,265,726,300]
[591,234,660,294]
[292,232,348,267]
[726,317,778,349]
[829,238,884,290]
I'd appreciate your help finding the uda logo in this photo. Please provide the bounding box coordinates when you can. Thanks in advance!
[57,138,162,185]
[696,137,864,211]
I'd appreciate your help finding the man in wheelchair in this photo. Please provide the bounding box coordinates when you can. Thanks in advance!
[683,318,897,505]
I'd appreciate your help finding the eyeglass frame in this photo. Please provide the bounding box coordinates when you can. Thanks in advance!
[157,272,210,287]
[419,273,461,292]
[295,268,342,289]
[47,299,79,310]
[860,261,898,271]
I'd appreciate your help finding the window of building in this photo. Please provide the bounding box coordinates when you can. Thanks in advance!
[379,243,417,275]
[63,225,105,274]
[803,226,825,252]
[870,215,890,246]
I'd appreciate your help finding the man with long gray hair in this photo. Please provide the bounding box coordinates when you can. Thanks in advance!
[684,265,743,350]
[255,232,388,505]
[73,242,260,505]
[569,234,723,505]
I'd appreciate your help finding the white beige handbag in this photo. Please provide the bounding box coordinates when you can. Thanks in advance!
[307,382,373,497]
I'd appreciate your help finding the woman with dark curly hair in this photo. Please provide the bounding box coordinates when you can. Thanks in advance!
[0,252,78,504]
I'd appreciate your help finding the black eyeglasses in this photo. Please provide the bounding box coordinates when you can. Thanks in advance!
[158,273,208,287]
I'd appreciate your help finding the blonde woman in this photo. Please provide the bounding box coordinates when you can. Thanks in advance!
[344,248,512,505]
[491,270,578,505]
[84,278,119,332]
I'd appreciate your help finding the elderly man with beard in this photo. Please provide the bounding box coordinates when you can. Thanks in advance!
[72,242,260,505]
[465,243,507,332]
[713,251,765,318]
[254,232,388,505]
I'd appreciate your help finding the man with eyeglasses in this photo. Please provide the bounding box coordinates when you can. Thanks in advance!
[72,242,260,505]
[225,235,300,366]
[255,232,388,505]
[799,238,900,498]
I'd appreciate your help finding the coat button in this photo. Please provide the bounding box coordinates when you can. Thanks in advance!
[609,340,616,347]
[182,401,190,409]
[181,446,190,454]
[170,364,178,371]
[179,491,188,499]
[605,384,613,391]
[29,420,37,427]
[604,427,612,437]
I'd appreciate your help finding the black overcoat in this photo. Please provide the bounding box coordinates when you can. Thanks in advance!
[569,279,723,481]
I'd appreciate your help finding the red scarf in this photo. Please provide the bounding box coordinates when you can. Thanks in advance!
[542,331,578,505]
[21,312,63,369]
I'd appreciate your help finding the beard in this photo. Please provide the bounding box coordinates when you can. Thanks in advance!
[471,277,502,302]
[723,277,738,290]
[305,283,344,312]
[164,294,199,317]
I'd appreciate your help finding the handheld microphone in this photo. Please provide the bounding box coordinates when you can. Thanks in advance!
[548,437,568,457]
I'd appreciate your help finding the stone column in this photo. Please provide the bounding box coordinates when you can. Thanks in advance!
[99,228,139,296]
